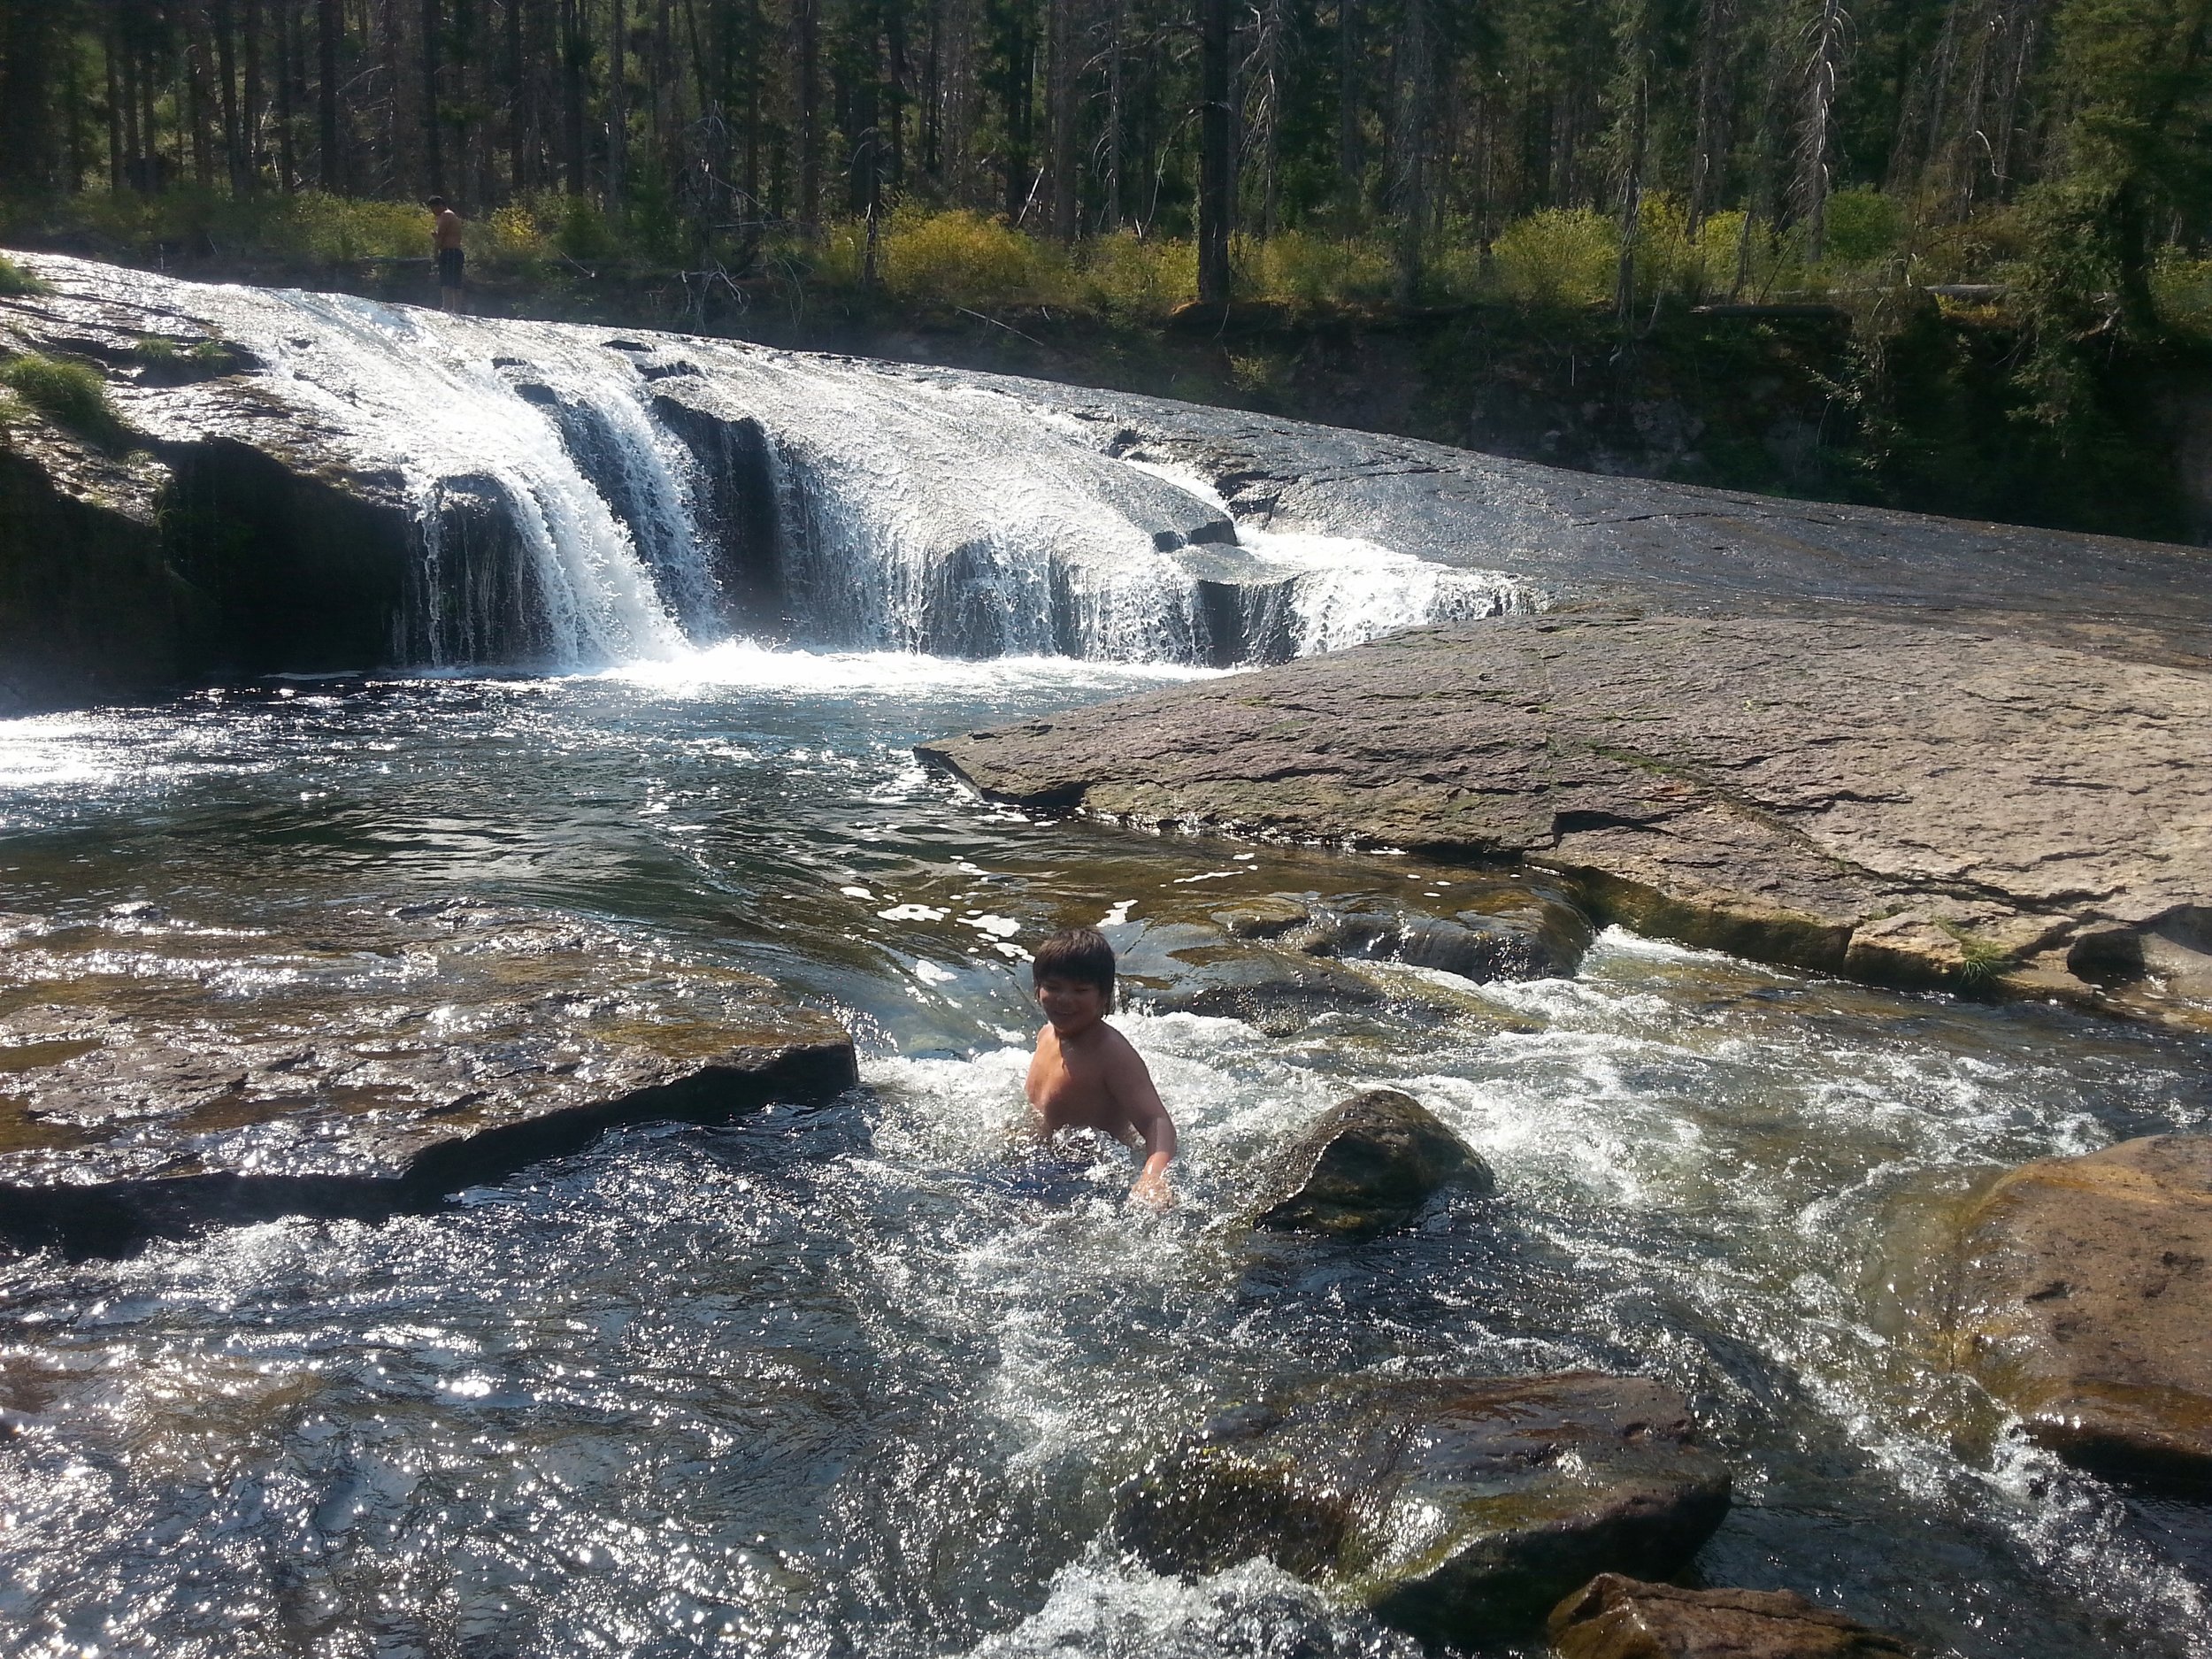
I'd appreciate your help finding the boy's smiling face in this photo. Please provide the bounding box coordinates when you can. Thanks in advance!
[1035,973,1109,1036]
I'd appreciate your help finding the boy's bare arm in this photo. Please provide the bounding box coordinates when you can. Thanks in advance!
[1106,1036,1178,1202]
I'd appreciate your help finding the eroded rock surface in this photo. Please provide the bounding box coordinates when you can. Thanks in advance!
[1548,1575,1914,1659]
[1112,1372,1731,1647]
[922,612,2212,1005]
[0,899,856,1253]
[1251,1087,1494,1236]
[1900,1135,2212,1494]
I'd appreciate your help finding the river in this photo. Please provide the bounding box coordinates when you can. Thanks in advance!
[1,646,2208,1658]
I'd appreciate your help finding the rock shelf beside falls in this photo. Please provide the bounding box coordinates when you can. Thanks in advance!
[920,612,2212,1010]
[0,902,856,1255]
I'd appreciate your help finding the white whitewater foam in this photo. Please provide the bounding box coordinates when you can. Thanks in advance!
[1121,457,1537,652]
[595,637,1223,695]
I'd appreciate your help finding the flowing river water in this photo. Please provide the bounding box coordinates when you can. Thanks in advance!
[0,267,2208,1656]
[1,649,2208,1659]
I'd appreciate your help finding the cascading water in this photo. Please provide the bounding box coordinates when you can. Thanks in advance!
[182,289,695,670]
[73,260,1538,672]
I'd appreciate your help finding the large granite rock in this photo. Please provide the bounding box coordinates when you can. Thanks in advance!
[0,899,856,1254]
[920,366,2212,668]
[1900,1135,2212,1494]
[921,612,2212,1008]
[1250,1087,1494,1237]
[1112,1372,1732,1647]
[1548,1575,1914,1659]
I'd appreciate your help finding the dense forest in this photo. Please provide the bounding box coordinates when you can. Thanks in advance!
[3,0,2211,311]
[3,0,2212,540]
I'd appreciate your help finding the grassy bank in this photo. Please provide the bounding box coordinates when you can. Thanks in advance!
[6,190,2208,544]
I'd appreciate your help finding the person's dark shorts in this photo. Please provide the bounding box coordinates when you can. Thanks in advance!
[437,247,465,287]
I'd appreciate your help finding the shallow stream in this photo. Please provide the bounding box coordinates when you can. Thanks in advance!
[1,649,2208,1659]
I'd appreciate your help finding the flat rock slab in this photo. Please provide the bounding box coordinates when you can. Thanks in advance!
[1112,1371,1731,1647]
[1912,1135,2212,1494]
[0,899,856,1253]
[1251,1087,1494,1237]
[921,612,2212,1006]
[1548,1575,1913,1659]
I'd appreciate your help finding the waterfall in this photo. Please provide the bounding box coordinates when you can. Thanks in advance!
[67,260,1534,671]
[197,290,694,670]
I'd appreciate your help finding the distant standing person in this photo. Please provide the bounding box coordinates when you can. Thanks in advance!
[427,196,465,312]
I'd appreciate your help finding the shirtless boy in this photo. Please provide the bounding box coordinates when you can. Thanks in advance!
[1024,927,1178,1210]
[426,196,465,311]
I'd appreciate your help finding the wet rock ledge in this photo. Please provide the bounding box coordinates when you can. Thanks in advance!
[0,901,856,1256]
[920,611,2212,1009]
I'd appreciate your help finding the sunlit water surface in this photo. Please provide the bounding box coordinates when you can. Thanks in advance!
[0,650,2208,1659]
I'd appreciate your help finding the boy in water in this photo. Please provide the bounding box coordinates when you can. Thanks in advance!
[1025,927,1178,1210]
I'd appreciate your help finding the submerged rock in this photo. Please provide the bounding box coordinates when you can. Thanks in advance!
[1251,1088,1494,1237]
[920,612,2212,1010]
[1902,1134,2212,1494]
[1134,942,1391,1036]
[1112,1372,1732,1647]
[1548,1575,1913,1659]
[1286,895,1593,982]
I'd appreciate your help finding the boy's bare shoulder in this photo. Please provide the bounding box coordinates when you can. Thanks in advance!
[1098,1021,1152,1066]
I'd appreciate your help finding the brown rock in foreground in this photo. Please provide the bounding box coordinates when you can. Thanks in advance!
[920,613,2212,1005]
[1548,1575,1913,1659]
[1112,1372,1731,1648]
[1923,1135,2212,1494]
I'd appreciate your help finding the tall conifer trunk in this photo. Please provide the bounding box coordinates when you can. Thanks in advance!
[318,0,343,188]
[1198,0,1233,303]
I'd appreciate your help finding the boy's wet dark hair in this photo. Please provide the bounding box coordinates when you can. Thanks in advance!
[425,196,447,209]
[1032,926,1115,995]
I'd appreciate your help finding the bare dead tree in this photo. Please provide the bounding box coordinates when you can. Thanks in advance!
[1688,0,1735,234]
[1243,0,1290,238]
[1795,0,1849,263]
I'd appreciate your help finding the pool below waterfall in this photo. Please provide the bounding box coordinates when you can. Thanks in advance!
[1,648,2208,1659]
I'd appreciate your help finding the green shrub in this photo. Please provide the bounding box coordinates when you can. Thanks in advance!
[1627,195,1697,303]
[545,192,618,261]
[2152,250,2212,332]
[134,334,180,365]
[879,208,1073,309]
[0,352,123,443]
[1079,229,1196,319]
[287,191,428,263]
[1913,204,2032,286]
[1821,187,1903,269]
[481,203,549,266]
[0,254,50,296]
[1490,208,1618,307]
[1242,229,1392,308]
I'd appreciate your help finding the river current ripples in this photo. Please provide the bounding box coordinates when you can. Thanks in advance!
[1,648,2208,1658]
